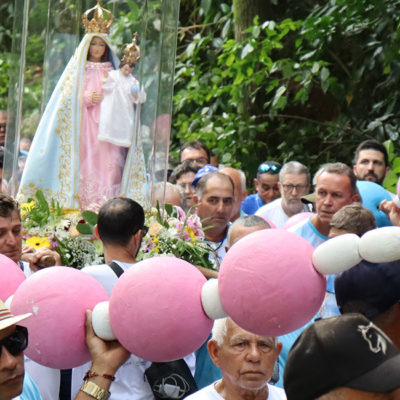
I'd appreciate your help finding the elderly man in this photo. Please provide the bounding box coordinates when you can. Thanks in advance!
[187,318,285,400]
[241,161,281,215]
[284,314,400,400]
[220,167,248,222]
[193,172,234,263]
[179,140,210,167]
[353,139,389,186]
[256,161,310,228]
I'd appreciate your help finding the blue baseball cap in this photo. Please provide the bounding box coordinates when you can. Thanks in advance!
[335,260,400,319]
[191,164,218,187]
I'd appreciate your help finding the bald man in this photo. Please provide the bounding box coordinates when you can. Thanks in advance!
[220,167,248,222]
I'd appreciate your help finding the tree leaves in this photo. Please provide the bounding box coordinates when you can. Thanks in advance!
[172,0,400,180]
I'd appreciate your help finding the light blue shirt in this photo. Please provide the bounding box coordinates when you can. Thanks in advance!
[287,217,340,318]
[18,373,42,400]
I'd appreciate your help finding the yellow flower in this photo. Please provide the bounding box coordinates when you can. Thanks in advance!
[185,226,197,241]
[25,236,51,250]
[148,222,163,236]
[21,201,35,212]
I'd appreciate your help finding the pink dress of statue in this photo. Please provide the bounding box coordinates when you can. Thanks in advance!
[79,37,125,210]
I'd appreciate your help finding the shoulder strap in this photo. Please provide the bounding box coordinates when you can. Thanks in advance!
[108,261,125,278]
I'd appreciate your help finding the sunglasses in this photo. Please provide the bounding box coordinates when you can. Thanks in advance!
[141,225,149,235]
[0,325,28,357]
[258,163,281,175]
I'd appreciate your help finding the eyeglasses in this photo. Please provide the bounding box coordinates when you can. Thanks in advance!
[258,163,281,175]
[184,157,208,165]
[281,184,309,192]
[0,325,28,357]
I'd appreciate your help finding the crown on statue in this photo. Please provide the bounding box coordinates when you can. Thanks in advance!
[82,0,114,34]
[121,33,141,65]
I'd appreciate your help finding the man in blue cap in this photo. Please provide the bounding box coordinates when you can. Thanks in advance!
[241,161,281,215]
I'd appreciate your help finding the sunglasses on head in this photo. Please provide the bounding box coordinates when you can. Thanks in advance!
[258,163,281,175]
[0,325,28,357]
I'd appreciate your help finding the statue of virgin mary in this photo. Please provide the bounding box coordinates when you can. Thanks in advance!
[18,1,149,211]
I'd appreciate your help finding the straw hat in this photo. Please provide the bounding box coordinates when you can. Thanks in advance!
[0,299,31,330]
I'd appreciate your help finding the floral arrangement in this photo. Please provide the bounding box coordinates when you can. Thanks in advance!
[138,203,218,271]
[21,191,104,268]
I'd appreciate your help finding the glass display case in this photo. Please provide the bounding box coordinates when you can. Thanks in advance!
[5,0,179,210]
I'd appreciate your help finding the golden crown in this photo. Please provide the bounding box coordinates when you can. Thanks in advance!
[121,33,141,65]
[82,0,113,34]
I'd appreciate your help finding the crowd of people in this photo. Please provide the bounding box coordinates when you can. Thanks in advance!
[1,135,400,400]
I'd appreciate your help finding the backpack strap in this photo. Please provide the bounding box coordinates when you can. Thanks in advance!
[108,261,125,278]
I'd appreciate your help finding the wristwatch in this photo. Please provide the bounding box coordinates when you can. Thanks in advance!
[80,380,111,400]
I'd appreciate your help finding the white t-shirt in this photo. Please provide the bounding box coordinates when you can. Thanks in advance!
[256,198,309,229]
[71,261,195,400]
[185,381,286,400]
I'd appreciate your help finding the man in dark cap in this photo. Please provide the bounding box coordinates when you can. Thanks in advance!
[335,259,400,348]
[284,314,400,399]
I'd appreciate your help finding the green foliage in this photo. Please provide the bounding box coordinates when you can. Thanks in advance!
[76,210,98,235]
[172,0,400,182]
[383,139,400,194]
[24,190,63,230]
[0,56,10,110]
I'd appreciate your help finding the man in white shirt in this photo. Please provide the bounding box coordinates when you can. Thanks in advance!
[186,317,286,400]
[72,197,195,400]
[256,162,311,228]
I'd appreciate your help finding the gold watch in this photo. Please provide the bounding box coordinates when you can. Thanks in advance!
[80,380,111,400]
